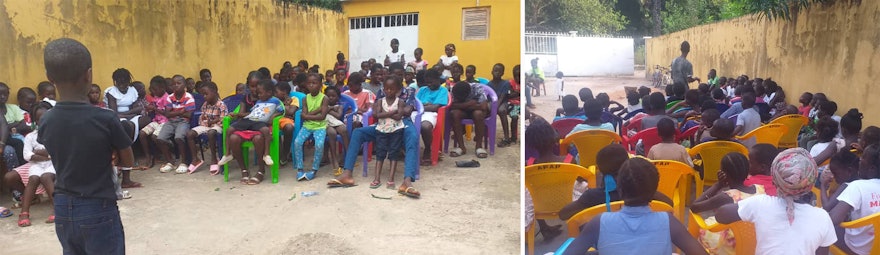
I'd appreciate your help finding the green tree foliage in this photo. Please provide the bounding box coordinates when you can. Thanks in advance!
[526,0,629,35]
[733,0,834,21]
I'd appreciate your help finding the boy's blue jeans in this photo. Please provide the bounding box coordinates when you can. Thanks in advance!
[54,193,125,255]
[344,119,418,181]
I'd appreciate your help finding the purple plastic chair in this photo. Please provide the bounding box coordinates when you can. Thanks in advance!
[362,99,424,179]
[443,84,499,155]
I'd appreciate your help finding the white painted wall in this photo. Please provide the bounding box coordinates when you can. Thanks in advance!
[348,26,418,70]
[556,37,634,76]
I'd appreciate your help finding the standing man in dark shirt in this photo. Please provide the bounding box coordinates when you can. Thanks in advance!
[670,41,699,90]
[40,38,132,254]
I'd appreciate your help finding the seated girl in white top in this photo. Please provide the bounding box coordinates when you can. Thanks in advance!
[829,145,880,255]
[716,148,837,255]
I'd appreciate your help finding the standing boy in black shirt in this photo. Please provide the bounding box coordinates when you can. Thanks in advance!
[40,38,132,254]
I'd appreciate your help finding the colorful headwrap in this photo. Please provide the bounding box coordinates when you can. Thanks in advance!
[771,148,818,225]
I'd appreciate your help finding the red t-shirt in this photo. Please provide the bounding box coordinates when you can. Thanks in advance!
[744,174,777,196]
[509,79,520,105]
[798,105,812,117]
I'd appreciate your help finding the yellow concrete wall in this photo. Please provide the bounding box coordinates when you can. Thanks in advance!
[342,0,521,80]
[0,0,347,99]
[646,1,880,126]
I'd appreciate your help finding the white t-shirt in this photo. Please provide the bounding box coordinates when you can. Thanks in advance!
[440,55,458,78]
[387,51,404,64]
[836,179,880,255]
[555,79,565,95]
[737,107,762,148]
[737,194,837,255]
[103,86,139,112]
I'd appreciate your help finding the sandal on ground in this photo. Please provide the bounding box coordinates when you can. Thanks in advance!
[369,180,381,189]
[209,164,220,176]
[240,170,250,184]
[188,160,205,174]
[217,155,234,166]
[121,182,143,188]
[18,212,30,227]
[449,147,464,157]
[248,172,264,185]
[0,207,12,218]
[333,167,343,176]
[476,148,489,159]
[455,160,481,168]
[159,163,174,173]
[327,178,356,188]
[46,215,55,224]
[498,139,511,148]
[263,155,274,166]
[398,186,421,199]
[120,190,132,200]
[386,181,395,189]
[175,164,188,174]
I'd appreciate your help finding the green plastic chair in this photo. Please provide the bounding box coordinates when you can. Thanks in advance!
[222,105,283,183]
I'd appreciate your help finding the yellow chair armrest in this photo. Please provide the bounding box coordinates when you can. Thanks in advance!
[840,212,880,229]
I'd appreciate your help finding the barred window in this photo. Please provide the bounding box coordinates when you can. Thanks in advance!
[462,7,490,40]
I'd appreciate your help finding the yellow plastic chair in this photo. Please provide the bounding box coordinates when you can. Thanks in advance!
[735,123,788,148]
[688,141,749,188]
[812,187,823,208]
[525,163,593,255]
[830,212,880,255]
[565,200,674,237]
[688,213,757,255]
[560,130,622,169]
[526,220,536,255]
[769,114,809,148]
[652,160,702,221]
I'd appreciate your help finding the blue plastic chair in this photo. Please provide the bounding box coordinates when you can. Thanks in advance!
[336,94,357,153]
[476,77,489,85]
[361,99,424,180]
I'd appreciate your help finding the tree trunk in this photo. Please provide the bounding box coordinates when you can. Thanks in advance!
[651,0,662,36]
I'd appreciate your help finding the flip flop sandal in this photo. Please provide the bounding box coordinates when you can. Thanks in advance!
[449,147,464,157]
[209,164,221,176]
[240,170,250,184]
[175,164,188,174]
[188,161,205,174]
[46,215,55,224]
[455,160,481,168]
[0,207,12,218]
[386,181,395,189]
[327,179,356,188]
[369,180,381,189]
[248,172,265,185]
[18,212,31,227]
[159,163,174,173]
[476,148,489,159]
[398,187,421,199]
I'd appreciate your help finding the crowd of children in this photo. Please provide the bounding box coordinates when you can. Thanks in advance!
[527,68,880,254]
[0,41,519,226]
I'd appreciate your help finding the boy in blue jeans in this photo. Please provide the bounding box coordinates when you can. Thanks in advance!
[40,38,132,255]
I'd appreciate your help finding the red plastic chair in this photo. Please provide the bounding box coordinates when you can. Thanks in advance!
[622,127,663,155]
[677,125,700,146]
[551,118,583,139]
[429,100,449,166]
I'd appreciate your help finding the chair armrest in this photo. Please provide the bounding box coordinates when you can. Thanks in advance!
[841,212,880,229]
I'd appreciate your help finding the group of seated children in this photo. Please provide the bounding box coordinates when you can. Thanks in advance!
[528,70,880,254]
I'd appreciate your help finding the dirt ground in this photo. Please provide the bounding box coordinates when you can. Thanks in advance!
[527,71,658,254]
[0,126,521,254]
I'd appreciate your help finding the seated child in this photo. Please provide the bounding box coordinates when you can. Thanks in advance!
[692,152,763,254]
[647,118,694,167]
[509,65,521,141]
[448,80,490,158]
[218,79,283,184]
[770,104,799,121]
[712,88,729,112]
[853,126,880,154]
[186,82,226,175]
[559,144,674,220]
[819,150,859,212]
[16,87,36,137]
[334,68,349,92]
[293,73,328,181]
[810,117,840,167]
[324,86,349,175]
[464,65,478,84]
[11,102,56,227]
[446,63,464,87]
[561,157,705,255]
[595,92,624,123]
[554,87,593,117]
[156,75,196,174]
[138,76,168,169]
[640,92,676,131]
[744,144,780,196]
[553,95,585,121]
[839,109,862,150]
[667,89,701,121]
[525,116,562,164]
[274,82,299,165]
[693,109,720,144]
[416,69,449,165]
[829,146,880,255]
[619,90,643,118]
[567,99,615,137]
[487,64,516,148]
[798,92,813,117]
[370,77,406,189]
[716,148,837,255]
[89,84,106,108]
[37,81,57,107]
[701,118,737,143]
[363,64,385,95]
[734,92,761,148]
[342,72,374,128]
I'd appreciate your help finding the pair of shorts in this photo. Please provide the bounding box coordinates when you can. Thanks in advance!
[279,117,294,128]
[157,119,189,141]
[28,162,56,177]
[231,119,268,131]
[191,125,221,135]
[141,121,165,136]
[14,163,46,194]
[419,112,438,127]
[375,129,404,161]
[326,115,344,127]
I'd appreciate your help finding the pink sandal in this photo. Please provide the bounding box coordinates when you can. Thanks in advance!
[209,164,220,176]
[188,161,205,174]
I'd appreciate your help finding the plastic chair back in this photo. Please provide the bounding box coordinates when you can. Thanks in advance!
[688,212,756,255]
[837,212,880,254]
[688,141,749,186]
[623,127,662,155]
[652,160,701,220]
[735,123,788,148]
[560,130,622,168]
[551,118,583,140]
[525,163,593,220]
[477,77,490,84]
[677,125,700,145]
[769,114,809,148]
[565,200,673,237]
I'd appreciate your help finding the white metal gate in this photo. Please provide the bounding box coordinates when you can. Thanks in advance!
[348,13,419,70]
[525,31,634,76]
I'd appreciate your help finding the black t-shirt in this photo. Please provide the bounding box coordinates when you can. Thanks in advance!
[39,102,132,200]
